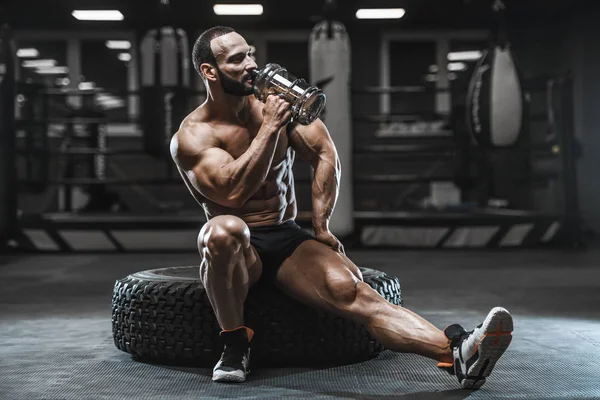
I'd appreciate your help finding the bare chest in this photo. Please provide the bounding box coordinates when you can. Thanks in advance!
[221,126,290,165]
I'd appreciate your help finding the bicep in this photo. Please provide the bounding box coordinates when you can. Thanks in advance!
[288,119,336,167]
[174,130,237,206]
[187,148,236,200]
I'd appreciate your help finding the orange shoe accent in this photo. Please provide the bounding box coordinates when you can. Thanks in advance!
[220,326,255,342]
[437,362,453,368]
[483,322,512,346]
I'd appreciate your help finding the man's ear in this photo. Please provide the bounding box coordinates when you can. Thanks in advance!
[201,63,217,82]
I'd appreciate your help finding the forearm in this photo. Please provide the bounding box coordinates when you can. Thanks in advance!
[311,155,340,233]
[221,124,281,205]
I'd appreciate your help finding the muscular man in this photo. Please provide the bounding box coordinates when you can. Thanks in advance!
[171,26,513,389]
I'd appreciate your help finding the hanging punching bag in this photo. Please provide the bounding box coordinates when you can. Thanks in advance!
[466,1,524,149]
[309,17,353,237]
[140,26,191,158]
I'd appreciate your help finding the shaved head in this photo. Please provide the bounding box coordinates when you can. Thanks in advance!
[210,32,247,64]
[192,26,235,75]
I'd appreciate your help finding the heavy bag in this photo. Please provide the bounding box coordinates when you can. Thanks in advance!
[309,20,353,237]
[140,26,191,158]
[466,44,524,149]
[0,24,17,243]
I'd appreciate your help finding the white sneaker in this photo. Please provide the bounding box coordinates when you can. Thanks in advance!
[438,307,513,389]
[212,327,252,383]
[212,346,251,383]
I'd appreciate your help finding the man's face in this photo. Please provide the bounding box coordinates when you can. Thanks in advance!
[209,32,257,96]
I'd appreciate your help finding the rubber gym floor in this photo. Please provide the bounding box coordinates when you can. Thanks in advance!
[1,248,599,400]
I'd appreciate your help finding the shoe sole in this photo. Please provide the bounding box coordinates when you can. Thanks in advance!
[462,307,513,389]
[212,369,249,383]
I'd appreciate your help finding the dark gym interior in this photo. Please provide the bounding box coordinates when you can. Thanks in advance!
[1,1,599,399]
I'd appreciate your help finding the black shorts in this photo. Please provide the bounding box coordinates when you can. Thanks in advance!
[249,220,314,284]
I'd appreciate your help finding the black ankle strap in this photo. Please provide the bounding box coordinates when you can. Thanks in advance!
[444,324,468,348]
[220,327,250,347]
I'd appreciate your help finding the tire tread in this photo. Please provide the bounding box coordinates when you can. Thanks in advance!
[111,267,402,367]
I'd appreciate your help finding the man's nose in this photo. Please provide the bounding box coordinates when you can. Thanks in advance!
[246,64,257,75]
[246,58,258,71]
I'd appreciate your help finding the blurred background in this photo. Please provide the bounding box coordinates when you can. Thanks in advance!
[2,3,600,399]
[1,0,598,252]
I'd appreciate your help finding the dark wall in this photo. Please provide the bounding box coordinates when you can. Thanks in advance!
[507,17,574,214]
[504,8,600,232]
[569,7,600,233]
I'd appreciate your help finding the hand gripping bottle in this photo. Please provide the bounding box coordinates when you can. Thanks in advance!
[252,63,326,125]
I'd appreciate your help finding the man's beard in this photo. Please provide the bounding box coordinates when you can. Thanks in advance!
[216,66,254,96]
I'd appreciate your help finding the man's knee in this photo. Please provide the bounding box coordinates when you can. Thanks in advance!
[346,262,364,282]
[198,215,250,257]
[325,268,362,311]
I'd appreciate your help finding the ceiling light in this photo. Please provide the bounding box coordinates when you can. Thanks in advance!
[106,40,131,50]
[78,82,96,91]
[96,94,114,102]
[22,59,57,68]
[35,66,69,75]
[96,95,125,109]
[213,4,263,15]
[72,10,124,21]
[118,53,131,62]
[356,8,405,19]
[17,48,39,58]
[428,63,468,73]
[447,50,482,61]
[448,62,467,71]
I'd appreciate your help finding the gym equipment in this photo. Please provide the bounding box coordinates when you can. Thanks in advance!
[251,63,326,126]
[0,24,17,248]
[466,0,525,149]
[4,30,578,253]
[61,94,119,212]
[112,266,402,366]
[463,0,531,208]
[140,26,191,158]
[10,80,577,252]
[309,3,353,237]
[8,73,578,252]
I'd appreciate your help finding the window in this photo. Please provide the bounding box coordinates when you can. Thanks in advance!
[389,41,437,118]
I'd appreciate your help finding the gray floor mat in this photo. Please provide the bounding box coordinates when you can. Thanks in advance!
[1,250,600,399]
